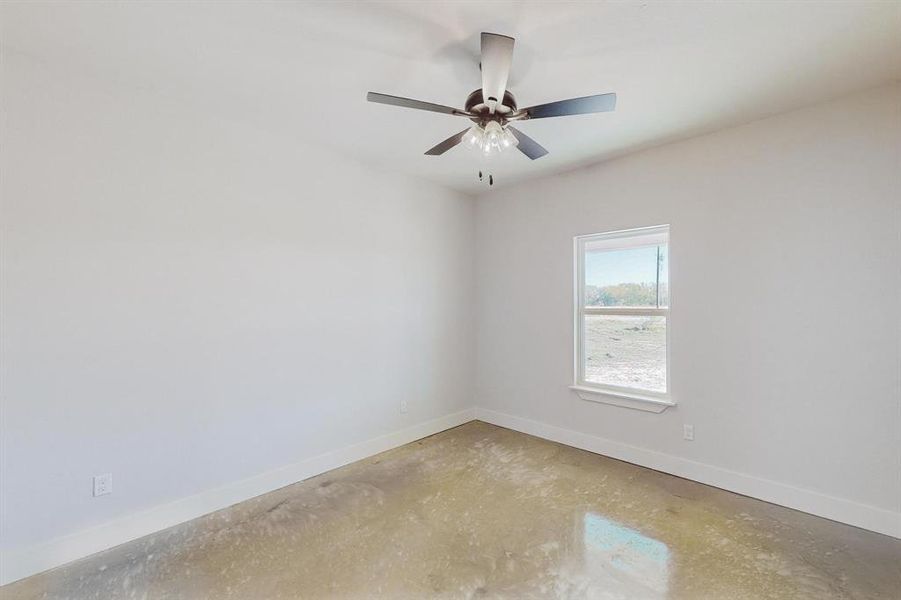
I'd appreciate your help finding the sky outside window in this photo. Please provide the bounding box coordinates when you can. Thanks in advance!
[585,245,667,308]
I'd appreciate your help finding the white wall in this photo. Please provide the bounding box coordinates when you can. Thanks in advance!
[2,45,899,585]
[0,52,475,572]
[475,85,901,534]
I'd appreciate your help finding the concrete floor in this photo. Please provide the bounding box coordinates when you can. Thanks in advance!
[3,421,899,599]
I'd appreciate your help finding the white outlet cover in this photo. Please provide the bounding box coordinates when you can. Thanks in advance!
[93,473,112,497]
[683,425,695,441]
[400,399,408,413]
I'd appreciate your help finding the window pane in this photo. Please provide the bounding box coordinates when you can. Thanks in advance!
[584,245,666,308]
[583,315,666,392]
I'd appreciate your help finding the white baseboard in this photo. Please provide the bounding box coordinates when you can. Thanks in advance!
[474,407,901,539]
[5,406,897,587]
[0,408,476,586]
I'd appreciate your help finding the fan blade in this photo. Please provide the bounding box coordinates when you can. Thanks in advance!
[480,33,515,113]
[424,129,470,156]
[367,92,470,116]
[520,93,616,119]
[508,126,548,160]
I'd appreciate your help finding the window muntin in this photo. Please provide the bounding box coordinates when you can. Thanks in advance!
[575,226,669,397]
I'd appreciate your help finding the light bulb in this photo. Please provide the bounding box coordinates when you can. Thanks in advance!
[501,127,518,148]
[484,121,503,149]
[463,125,483,149]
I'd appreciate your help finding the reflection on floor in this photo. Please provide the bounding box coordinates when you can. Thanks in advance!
[3,421,900,599]
[582,513,670,597]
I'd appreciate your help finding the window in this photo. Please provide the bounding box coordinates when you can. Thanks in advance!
[574,225,670,404]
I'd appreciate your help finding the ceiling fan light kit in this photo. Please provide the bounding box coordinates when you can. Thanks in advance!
[464,121,519,157]
[367,32,617,174]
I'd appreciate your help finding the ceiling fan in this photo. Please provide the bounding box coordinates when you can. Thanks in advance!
[366,32,616,161]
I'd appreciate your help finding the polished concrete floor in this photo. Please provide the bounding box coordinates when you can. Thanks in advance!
[3,421,900,599]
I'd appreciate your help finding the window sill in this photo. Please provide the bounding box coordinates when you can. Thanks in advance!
[569,385,675,413]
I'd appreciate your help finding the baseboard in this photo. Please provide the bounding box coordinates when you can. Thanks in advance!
[0,408,477,586]
[474,407,901,539]
[5,406,897,586]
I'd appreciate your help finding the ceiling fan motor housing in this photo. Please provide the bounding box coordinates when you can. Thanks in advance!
[465,89,517,123]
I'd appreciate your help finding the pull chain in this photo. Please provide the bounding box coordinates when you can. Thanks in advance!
[477,171,495,187]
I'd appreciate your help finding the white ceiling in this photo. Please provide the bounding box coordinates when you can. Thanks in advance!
[3,1,900,194]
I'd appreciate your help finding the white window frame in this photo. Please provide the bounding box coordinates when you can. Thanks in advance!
[570,225,675,413]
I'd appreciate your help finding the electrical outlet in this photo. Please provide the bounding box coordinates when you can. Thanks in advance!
[93,473,112,497]
[683,424,695,441]
[400,399,408,414]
